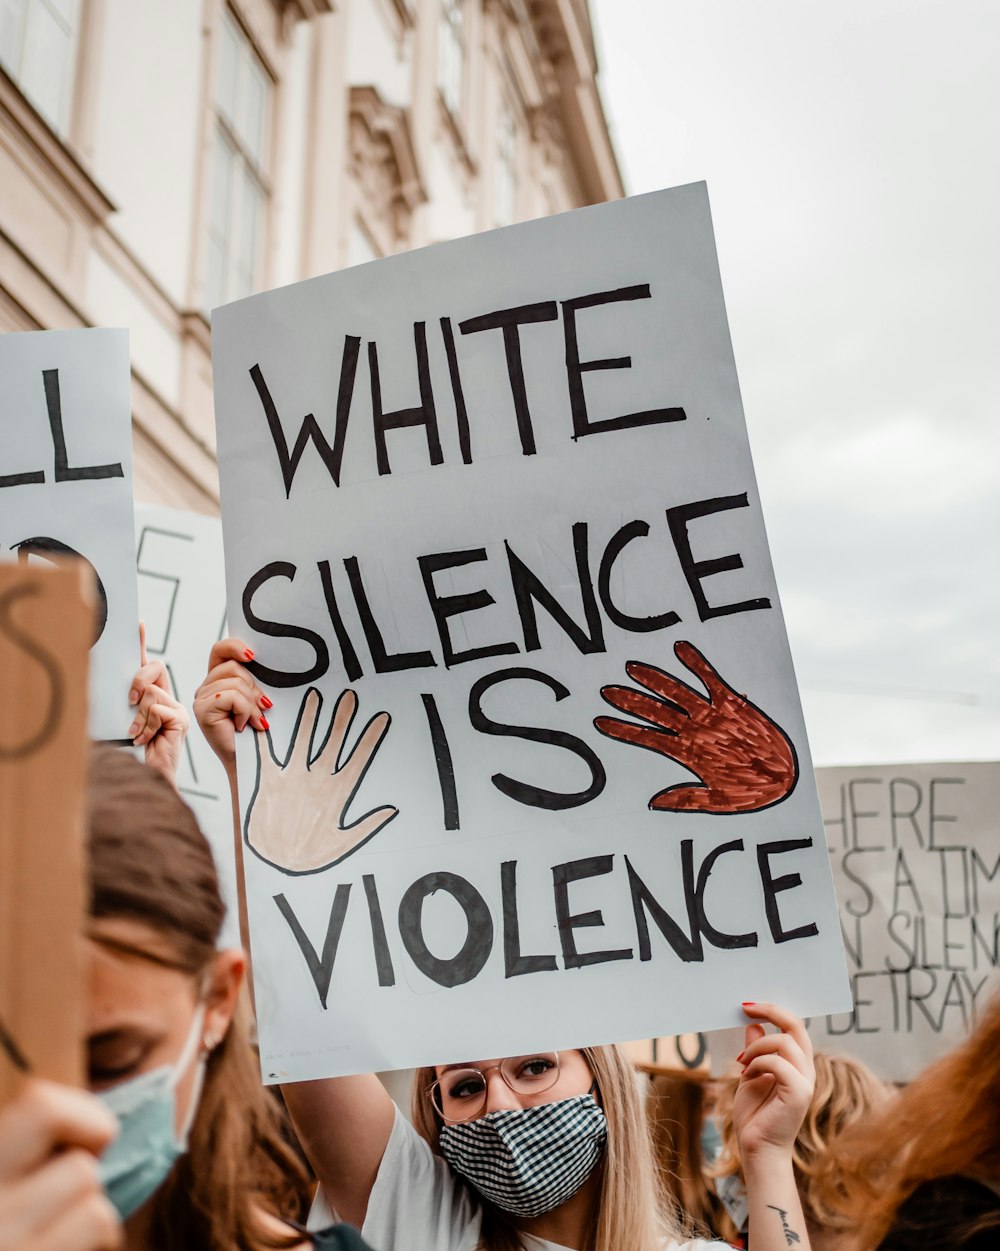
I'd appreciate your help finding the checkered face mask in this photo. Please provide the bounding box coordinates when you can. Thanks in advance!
[439,1093,608,1218]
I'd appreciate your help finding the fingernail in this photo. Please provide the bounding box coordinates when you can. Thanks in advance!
[244,648,255,661]
[129,690,139,705]
[742,1001,756,1007]
[261,695,273,709]
[260,716,270,730]
[736,1050,746,1063]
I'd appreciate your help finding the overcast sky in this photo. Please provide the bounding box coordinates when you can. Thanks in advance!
[590,0,1000,766]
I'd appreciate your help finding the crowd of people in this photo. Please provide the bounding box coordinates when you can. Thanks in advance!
[1,638,998,1251]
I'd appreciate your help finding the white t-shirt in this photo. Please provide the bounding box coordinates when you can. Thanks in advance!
[309,1108,720,1251]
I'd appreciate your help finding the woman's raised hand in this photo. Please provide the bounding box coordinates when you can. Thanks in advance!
[731,1002,814,1162]
[193,637,271,772]
[126,622,189,785]
[0,1080,121,1251]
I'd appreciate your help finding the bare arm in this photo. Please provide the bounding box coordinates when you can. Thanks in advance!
[744,1153,811,1251]
[733,1003,816,1251]
[281,1075,396,1228]
[194,638,397,1228]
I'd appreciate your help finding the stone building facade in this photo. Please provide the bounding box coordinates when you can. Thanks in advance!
[0,0,623,510]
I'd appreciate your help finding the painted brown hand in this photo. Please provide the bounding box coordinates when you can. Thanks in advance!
[245,687,398,874]
[594,640,798,814]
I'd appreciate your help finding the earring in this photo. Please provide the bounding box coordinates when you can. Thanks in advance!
[203,1031,220,1051]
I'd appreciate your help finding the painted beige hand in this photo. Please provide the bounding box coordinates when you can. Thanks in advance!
[245,687,398,874]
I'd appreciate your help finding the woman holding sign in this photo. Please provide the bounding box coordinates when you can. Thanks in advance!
[197,640,819,1251]
[0,686,372,1251]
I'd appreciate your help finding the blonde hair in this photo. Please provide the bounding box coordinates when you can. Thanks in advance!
[645,1068,732,1241]
[712,1050,891,1233]
[413,1045,687,1251]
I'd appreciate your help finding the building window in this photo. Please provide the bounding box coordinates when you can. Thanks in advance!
[437,0,464,118]
[204,9,271,312]
[0,0,79,132]
[495,97,517,226]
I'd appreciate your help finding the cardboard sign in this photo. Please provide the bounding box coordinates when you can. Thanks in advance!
[0,562,92,1100]
[134,504,239,946]
[812,762,1000,1080]
[0,329,140,741]
[212,183,852,1083]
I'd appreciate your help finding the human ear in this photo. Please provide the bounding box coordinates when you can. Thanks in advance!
[202,947,246,1050]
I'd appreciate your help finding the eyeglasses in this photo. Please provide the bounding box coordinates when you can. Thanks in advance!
[428,1052,561,1123]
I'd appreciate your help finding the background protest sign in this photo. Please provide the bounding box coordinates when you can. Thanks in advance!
[213,182,851,1083]
[811,762,1000,1081]
[134,504,239,946]
[0,561,92,1101]
[0,329,140,741]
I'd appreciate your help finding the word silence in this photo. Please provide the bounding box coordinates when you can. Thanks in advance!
[214,183,851,1080]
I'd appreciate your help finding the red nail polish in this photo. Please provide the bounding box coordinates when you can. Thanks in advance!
[244,648,255,661]
[736,1050,746,1063]
[260,716,270,730]
[261,695,273,709]
[742,1001,756,1007]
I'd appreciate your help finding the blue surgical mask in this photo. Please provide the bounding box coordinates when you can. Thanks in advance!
[97,1003,207,1220]
[701,1114,722,1163]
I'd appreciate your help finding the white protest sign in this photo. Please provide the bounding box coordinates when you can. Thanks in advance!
[213,183,852,1083]
[812,762,1000,1081]
[0,329,139,741]
[134,504,239,946]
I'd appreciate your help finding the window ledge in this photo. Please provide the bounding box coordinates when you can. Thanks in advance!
[280,0,335,19]
[436,89,477,177]
[0,67,115,227]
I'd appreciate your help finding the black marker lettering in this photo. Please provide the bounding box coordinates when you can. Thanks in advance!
[369,322,443,476]
[757,838,820,944]
[44,369,124,482]
[421,693,460,830]
[597,520,681,633]
[552,855,633,969]
[362,874,395,987]
[561,285,686,439]
[344,555,436,674]
[242,561,330,687]
[625,850,702,962]
[418,548,519,668]
[501,860,558,977]
[506,523,604,655]
[459,301,558,456]
[469,666,606,809]
[666,493,771,621]
[274,886,351,1010]
[398,871,493,988]
[250,341,360,496]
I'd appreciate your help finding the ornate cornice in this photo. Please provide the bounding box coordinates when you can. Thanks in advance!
[349,85,428,244]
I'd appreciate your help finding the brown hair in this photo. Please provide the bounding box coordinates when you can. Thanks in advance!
[815,995,1000,1246]
[412,1045,686,1251]
[712,1050,892,1236]
[87,748,311,1250]
[644,1068,732,1241]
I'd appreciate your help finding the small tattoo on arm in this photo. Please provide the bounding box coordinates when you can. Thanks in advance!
[766,1205,801,1246]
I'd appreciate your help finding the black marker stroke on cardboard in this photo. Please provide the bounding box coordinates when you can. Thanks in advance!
[243,687,398,875]
[595,639,799,815]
